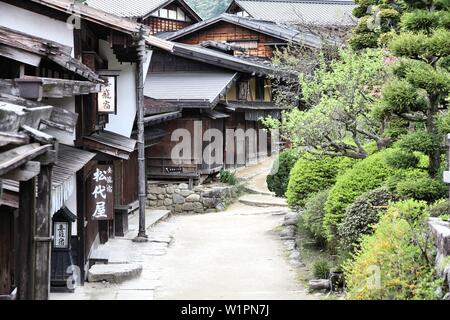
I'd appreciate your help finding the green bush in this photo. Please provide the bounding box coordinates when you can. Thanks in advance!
[298,190,329,244]
[427,199,450,217]
[344,200,443,300]
[286,156,355,208]
[395,131,441,155]
[384,150,420,169]
[338,187,399,256]
[396,176,447,203]
[266,149,300,197]
[220,170,237,185]
[313,260,331,279]
[323,149,398,241]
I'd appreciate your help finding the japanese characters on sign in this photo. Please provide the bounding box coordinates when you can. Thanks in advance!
[88,165,114,221]
[98,76,116,114]
[54,222,69,249]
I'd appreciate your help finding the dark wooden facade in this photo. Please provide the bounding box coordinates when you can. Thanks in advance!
[175,21,287,58]
[140,1,200,35]
[0,206,15,296]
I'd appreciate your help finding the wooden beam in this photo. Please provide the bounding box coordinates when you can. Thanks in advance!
[0,143,51,176]
[1,161,41,181]
[0,45,41,66]
[21,125,55,144]
[34,164,52,300]
[17,177,37,300]
[0,132,29,147]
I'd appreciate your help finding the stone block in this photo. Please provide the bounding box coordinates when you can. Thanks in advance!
[179,183,189,190]
[164,199,173,206]
[166,187,174,194]
[148,186,164,194]
[186,194,201,202]
[215,203,226,211]
[182,203,195,211]
[179,189,194,197]
[173,194,185,204]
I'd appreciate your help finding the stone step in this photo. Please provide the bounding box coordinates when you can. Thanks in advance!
[242,185,275,197]
[238,194,288,208]
[87,263,143,284]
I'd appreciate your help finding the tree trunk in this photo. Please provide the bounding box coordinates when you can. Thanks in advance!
[427,97,440,178]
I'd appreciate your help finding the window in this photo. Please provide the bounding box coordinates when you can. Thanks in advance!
[168,9,177,20]
[236,10,250,17]
[255,78,265,101]
[177,8,185,21]
[159,9,168,18]
[237,81,249,100]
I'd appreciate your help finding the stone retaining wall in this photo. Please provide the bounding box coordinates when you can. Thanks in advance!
[146,181,240,214]
[429,218,450,296]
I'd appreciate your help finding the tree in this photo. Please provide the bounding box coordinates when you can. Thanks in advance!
[264,48,390,159]
[349,0,403,50]
[380,4,450,176]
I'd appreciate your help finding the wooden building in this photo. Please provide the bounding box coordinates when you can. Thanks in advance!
[0,11,104,298]
[0,106,56,300]
[0,0,181,294]
[163,13,323,58]
[85,0,202,34]
[143,42,288,183]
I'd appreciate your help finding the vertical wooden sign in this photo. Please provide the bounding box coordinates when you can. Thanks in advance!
[88,164,114,221]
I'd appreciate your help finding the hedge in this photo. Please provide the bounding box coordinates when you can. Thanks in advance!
[267,148,300,197]
[286,155,355,208]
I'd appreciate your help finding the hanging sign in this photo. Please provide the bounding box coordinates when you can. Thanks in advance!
[54,222,69,249]
[88,164,114,221]
[98,76,116,114]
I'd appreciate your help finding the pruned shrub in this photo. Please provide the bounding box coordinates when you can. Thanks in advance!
[395,131,441,155]
[267,148,300,197]
[286,156,355,208]
[323,149,397,241]
[396,176,447,203]
[384,150,420,169]
[344,200,443,300]
[298,190,329,244]
[338,187,399,256]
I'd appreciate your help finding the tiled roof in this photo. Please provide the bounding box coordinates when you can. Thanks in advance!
[163,13,323,48]
[85,0,200,20]
[228,0,357,26]
[144,71,237,107]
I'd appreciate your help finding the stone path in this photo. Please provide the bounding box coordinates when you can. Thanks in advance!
[51,157,315,300]
[154,202,314,300]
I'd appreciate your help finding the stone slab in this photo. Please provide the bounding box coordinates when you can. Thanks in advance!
[88,263,143,284]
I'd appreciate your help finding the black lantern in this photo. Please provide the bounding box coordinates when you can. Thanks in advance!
[50,207,77,293]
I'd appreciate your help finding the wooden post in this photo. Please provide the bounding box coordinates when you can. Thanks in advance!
[76,170,86,285]
[133,27,148,243]
[34,164,52,300]
[17,178,36,300]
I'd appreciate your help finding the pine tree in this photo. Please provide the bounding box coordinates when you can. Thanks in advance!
[380,1,450,176]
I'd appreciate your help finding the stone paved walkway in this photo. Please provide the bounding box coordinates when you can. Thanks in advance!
[51,158,315,300]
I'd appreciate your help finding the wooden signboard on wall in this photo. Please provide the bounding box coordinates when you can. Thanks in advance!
[87,164,114,221]
[97,76,116,114]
